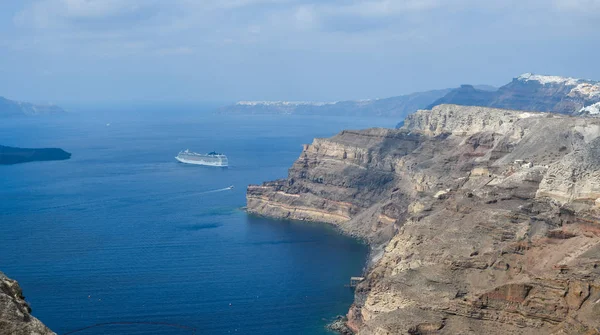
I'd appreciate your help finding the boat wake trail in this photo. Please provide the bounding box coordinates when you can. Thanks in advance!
[32,186,235,212]
[201,186,234,194]
[170,186,234,199]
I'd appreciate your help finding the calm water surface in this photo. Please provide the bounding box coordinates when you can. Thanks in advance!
[0,109,397,334]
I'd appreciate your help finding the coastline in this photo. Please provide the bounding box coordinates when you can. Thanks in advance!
[245,210,372,334]
[245,105,600,334]
[0,112,392,335]
[246,202,379,335]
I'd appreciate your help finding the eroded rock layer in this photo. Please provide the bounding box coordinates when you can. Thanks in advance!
[0,272,55,335]
[247,104,600,334]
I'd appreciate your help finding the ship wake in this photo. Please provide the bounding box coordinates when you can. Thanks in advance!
[170,186,234,199]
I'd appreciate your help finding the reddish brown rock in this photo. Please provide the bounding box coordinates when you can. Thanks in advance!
[247,104,600,334]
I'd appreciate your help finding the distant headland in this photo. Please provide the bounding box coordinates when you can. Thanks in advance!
[0,96,66,117]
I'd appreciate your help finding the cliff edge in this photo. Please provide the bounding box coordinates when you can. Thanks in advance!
[0,272,55,335]
[247,104,600,334]
[427,73,600,115]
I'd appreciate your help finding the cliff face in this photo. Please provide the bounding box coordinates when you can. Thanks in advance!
[0,272,55,335]
[247,127,425,247]
[247,104,600,334]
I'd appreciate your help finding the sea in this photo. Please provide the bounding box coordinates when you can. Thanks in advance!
[0,106,398,335]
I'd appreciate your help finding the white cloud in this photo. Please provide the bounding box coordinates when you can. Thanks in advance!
[294,5,318,31]
[247,25,262,35]
[61,0,142,18]
[155,46,194,56]
[337,0,443,17]
[2,0,600,103]
[554,0,600,11]
[9,0,600,58]
[14,0,155,28]
[210,0,293,9]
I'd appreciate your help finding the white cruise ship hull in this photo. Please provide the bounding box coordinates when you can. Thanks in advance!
[175,156,228,167]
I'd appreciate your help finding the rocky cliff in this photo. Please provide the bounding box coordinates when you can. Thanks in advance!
[247,104,600,334]
[428,73,600,116]
[0,272,55,335]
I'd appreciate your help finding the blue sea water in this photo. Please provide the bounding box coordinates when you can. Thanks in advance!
[0,108,397,335]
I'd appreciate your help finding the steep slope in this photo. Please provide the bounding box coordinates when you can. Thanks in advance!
[220,89,453,118]
[0,97,65,117]
[0,272,55,335]
[428,73,600,115]
[247,104,600,334]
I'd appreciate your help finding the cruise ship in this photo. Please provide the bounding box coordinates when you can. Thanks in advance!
[175,150,228,167]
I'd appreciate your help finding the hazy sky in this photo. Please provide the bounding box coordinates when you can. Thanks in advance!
[1,0,599,104]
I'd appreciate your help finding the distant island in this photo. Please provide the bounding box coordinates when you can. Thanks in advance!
[0,96,66,117]
[0,145,71,165]
[218,86,496,119]
[220,73,600,122]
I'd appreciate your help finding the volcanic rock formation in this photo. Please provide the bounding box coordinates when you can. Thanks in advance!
[247,104,600,334]
[428,73,600,115]
[0,272,55,335]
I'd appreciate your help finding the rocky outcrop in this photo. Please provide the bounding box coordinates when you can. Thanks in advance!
[0,272,55,335]
[247,127,424,247]
[0,146,71,165]
[247,104,600,334]
[428,73,600,116]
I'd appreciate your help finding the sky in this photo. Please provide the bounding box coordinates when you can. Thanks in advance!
[0,0,599,105]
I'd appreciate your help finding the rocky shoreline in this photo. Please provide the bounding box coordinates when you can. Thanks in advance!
[247,104,600,334]
[4,103,600,334]
[326,315,354,335]
[0,272,55,335]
